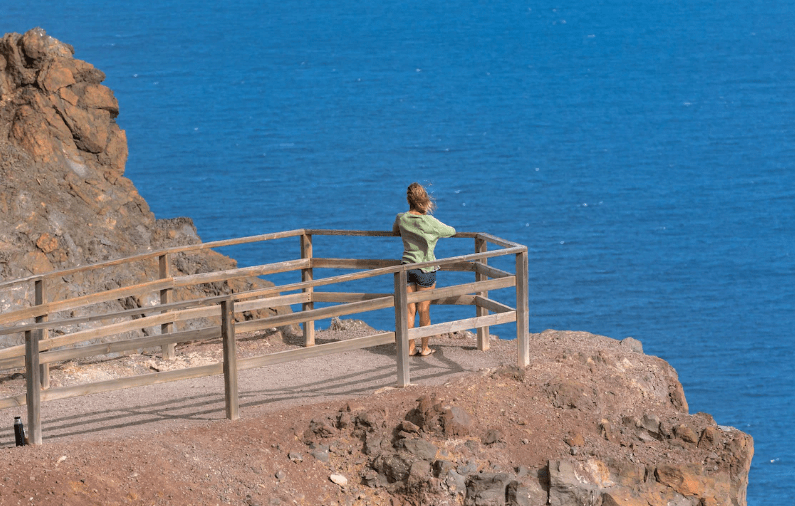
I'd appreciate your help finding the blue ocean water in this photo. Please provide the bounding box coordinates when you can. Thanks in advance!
[6,1,794,502]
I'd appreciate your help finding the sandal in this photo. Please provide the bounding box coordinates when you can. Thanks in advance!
[419,348,436,357]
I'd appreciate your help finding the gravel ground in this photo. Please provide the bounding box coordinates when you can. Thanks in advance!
[0,324,516,447]
[0,327,750,506]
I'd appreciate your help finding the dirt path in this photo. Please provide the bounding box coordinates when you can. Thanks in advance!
[0,328,748,506]
[0,327,518,447]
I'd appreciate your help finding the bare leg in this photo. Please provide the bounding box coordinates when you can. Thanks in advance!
[406,284,418,355]
[416,283,436,355]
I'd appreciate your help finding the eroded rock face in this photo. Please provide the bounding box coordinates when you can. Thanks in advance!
[1,29,126,176]
[296,331,753,506]
[0,29,156,287]
[0,29,284,345]
[307,397,752,505]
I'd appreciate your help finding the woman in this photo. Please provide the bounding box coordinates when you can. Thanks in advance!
[392,182,456,356]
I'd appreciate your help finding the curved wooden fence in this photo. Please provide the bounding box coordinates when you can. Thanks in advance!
[0,229,528,445]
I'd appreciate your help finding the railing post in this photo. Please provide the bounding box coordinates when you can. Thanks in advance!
[221,298,239,420]
[515,249,530,367]
[24,328,42,445]
[394,269,410,387]
[34,279,50,389]
[301,233,315,347]
[475,237,490,351]
[159,254,175,360]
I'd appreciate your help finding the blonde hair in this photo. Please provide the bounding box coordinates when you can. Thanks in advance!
[406,182,436,214]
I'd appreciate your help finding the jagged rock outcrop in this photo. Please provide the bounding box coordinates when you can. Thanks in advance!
[297,331,753,506]
[0,29,286,345]
[0,30,754,504]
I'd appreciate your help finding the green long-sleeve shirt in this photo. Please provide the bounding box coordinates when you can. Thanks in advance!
[393,212,456,272]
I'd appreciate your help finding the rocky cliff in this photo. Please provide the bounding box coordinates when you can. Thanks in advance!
[0,28,283,346]
[0,330,754,505]
[0,29,753,505]
[288,330,754,506]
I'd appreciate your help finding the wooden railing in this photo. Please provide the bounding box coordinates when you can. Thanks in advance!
[0,229,528,445]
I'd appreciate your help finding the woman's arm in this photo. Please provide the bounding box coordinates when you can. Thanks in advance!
[392,214,402,236]
[431,216,456,238]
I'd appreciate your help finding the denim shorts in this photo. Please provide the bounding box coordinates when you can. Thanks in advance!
[406,268,436,288]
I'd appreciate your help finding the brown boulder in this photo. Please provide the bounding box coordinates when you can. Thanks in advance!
[10,105,62,163]
[545,378,594,410]
[442,406,474,437]
[2,29,115,164]
[655,464,731,501]
[0,32,35,86]
[669,379,689,412]
[0,29,292,349]
[20,250,53,275]
[36,233,58,253]
[99,124,128,173]
[674,423,699,444]
[602,488,645,506]
[59,99,110,153]
[58,86,80,106]
[19,27,73,62]
[38,59,77,92]
[41,101,74,142]
[79,83,119,116]
[564,432,585,447]
[70,58,105,84]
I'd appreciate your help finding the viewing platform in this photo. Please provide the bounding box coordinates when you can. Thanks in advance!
[0,229,528,445]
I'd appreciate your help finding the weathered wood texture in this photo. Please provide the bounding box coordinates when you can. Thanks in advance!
[312,258,401,270]
[173,259,309,287]
[35,279,50,389]
[473,262,512,279]
[311,292,393,303]
[25,329,42,444]
[0,306,217,360]
[407,312,517,341]
[405,277,516,305]
[393,271,410,387]
[473,296,514,314]
[40,328,219,366]
[0,235,516,328]
[221,299,238,420]
[301,233,315,347]
[0,298,227,337]
[475,237,490,351]
[516,251,530,366]
[0,279,174,325]
[476,232,523,249]
[0,328,219,371]
[235,297,395,333]
[0,229,529,443]
[0,229,307,290]
[159,253,175,360]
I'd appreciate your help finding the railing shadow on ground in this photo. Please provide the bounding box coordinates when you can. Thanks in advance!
[0,342,477,446]
[0,229,528,445]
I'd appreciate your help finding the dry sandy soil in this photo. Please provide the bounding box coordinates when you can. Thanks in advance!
[0,324,715,506]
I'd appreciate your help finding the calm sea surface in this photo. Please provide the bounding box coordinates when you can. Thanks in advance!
[7,1,794,502]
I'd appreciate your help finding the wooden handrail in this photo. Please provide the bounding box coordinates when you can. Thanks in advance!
[0,245,522,355]
[0,229,308,290]
[0,229,523,292]
[0,229,529,446]
[0,279,175,326]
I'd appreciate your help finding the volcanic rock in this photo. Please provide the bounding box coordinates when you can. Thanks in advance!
[0,28,289,348]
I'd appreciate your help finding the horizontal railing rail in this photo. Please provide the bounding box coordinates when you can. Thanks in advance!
[0,229,528,445]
